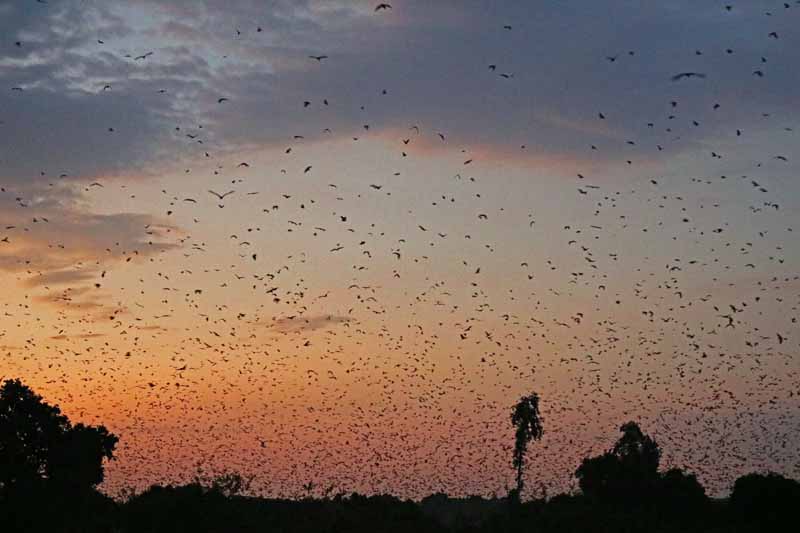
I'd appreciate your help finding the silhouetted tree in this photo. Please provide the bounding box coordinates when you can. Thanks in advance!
[575,421,660,504]
[612,421,660,495]
[0,378,118,496]
[510,391,543,500]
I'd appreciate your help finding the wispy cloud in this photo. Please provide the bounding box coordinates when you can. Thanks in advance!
[266,314,353,333]
[0,188,180,315]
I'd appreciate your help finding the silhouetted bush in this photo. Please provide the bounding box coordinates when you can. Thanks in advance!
[730,471,800,527]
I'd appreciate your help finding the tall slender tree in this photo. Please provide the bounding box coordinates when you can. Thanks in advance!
[511,391,543,500]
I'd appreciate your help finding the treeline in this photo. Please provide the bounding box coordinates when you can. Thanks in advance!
[1,379,797,532]
[4,470,796,533]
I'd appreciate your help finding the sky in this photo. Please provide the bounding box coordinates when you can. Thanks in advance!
[1,0,798,499]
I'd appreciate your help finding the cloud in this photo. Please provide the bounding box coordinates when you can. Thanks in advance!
[33,288,126,316]
[267,314,353,333]
[3,0,798,191]
[23,269,98,288]
[133,0,800,176]
[49,333,107,340]
[0,186,180,315]
[0,193,179,273]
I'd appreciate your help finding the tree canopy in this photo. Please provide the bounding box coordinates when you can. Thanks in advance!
[0,378,118,496]
[575,421,666,504]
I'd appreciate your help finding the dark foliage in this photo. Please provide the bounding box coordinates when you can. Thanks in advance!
[575,421,662,505]
[111,480,793,533]
[730,471,800,528]
[0,378,118,532]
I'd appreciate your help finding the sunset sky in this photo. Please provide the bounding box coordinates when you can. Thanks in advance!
[1,0,798,498]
